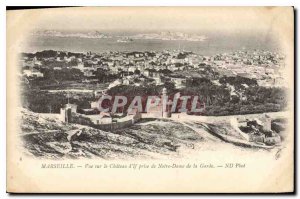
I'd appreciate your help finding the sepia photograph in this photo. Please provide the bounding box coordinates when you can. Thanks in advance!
[6,6,294,193]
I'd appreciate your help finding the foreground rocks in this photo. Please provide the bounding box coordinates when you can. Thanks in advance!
[20,109,202,159]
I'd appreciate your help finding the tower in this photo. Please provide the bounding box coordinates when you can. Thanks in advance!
[161,88,171,118]
[60,107,72,123]
[262,114,272,132]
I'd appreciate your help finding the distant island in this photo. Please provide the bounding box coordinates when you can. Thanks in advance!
[130,31,207,42]
[117,37,134,43]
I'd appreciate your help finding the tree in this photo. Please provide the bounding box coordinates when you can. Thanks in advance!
[134,69,141,75]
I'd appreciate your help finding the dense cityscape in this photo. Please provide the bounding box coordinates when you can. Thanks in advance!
[19,48,288,158]
[20,48,287,113]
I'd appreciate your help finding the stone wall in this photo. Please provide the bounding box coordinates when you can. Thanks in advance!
[70,113,141,131]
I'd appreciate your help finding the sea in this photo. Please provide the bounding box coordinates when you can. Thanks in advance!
[25,31,281,56]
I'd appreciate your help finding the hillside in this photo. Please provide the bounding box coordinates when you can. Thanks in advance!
[20,109,202,159]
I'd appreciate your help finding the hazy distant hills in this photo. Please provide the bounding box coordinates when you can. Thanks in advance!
[32,30,207,42]
[33,30,112,39]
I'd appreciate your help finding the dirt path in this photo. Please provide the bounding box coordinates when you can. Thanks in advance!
[179,121,222,142]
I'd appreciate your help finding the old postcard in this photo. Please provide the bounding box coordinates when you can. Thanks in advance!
[6,7,294,193]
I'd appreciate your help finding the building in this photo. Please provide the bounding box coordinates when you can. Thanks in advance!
[257,114,272,132]
[143,70,150,77]
[78,108,100,115]
[248,132,265,143]
[23,69,44,78]
[65,103,78,113]
[123,79,130,85]
[153,76,163,85]
[161,88,172,118]
[146,88,172,118]
[85,112,112,125]
[171,77,186,88]
[238,116,281,145]
[83,69,95,77]
[265,132,281,145]
[60,107,72,123]
[91,101,99,109]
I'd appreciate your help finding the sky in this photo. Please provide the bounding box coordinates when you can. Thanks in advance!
[9,6,291,35]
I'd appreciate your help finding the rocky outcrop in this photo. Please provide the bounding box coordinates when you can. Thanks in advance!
[20,109,202,159]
